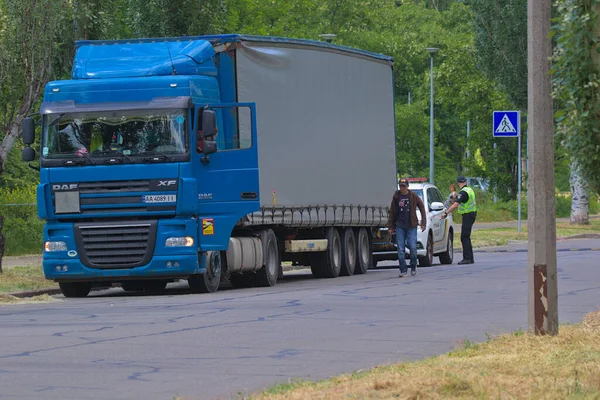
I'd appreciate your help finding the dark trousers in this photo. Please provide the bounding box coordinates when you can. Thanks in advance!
[461,211,477,261]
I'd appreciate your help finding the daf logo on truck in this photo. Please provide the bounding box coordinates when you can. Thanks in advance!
[52,184,78,191]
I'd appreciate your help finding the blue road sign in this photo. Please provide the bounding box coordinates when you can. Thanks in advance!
[493,111,520,137]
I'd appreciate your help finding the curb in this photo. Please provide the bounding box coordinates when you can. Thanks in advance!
[6,288,62,299]
[455,247,600,254]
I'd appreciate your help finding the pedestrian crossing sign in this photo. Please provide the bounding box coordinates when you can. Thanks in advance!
[493,111,520,137]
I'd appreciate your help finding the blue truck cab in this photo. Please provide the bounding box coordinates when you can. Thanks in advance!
[21,36,265,296]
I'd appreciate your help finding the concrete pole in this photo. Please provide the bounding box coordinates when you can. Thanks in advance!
[527,0,558,335]
[429,55,435,184]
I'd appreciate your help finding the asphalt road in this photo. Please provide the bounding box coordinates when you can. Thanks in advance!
[1,241,599,400]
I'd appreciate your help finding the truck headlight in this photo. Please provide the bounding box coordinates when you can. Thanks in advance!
[165,237,194,247]
[44,241,67,252]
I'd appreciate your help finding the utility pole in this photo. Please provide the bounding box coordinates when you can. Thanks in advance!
[527,0,558,335]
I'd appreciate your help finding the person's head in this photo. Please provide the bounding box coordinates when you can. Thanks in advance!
[457,176,467,188]
[449,183,457,192]
[398,178,409,193]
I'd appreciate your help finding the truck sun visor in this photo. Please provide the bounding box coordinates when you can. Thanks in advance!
[40,96,192,115]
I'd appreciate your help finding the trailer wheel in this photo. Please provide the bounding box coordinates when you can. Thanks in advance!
[255,229,279,287]
[340,227,356,276]
[59,282,92,298]
[355,227,371,275]
[189,251,222,293]
[323,227,342,278]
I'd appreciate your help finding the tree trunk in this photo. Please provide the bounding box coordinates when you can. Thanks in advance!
[570,161,590,225]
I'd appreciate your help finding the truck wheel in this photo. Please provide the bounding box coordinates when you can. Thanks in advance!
[321,227,342,278]
[229,274,254,289]
[439,231,454,265]
[419,233,434,267]
[189,251,222,293]
[355,227,371,274]
[340,227,356,276]
[255,229,279,287]
[59,282,92,298]
[143,280,168,295]
[121,281,144,292]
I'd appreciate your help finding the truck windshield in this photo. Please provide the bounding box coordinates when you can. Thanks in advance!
[41,109,188,165]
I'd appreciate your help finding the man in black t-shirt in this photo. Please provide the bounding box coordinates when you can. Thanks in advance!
[388,179,427,277]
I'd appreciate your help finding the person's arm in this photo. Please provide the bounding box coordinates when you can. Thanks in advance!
[443,191,468,217]
[388,196,396,232]
[415,194,427,232]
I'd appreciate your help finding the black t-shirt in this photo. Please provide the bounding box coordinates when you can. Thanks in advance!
[396,193,411,229]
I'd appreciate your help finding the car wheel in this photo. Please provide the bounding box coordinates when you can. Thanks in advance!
[418,233,434,267]
[439,231,454,265]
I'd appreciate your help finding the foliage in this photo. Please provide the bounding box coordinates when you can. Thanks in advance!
[0,186,43,256]
[552,0,600,195]
[468,0,528,111]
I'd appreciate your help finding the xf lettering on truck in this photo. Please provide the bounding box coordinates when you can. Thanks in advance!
[158,180,177,187]
[52,184,78,191]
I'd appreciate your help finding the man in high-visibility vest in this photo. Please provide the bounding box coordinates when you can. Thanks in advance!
[442,176,477,265]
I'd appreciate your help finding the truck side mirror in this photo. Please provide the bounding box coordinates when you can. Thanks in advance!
[22,147,36,162]
[200,110,217,138]
[22,117,35,145]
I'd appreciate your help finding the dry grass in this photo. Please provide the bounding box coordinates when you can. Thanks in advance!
[455,219,600,249]
[0,293,56,305]
[250,310,600,400]
[0,266,56,293]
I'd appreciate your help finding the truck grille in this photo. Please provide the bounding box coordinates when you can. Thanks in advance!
[75,221,157,269]
[78,180,151,193]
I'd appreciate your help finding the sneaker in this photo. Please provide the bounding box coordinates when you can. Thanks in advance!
[410,266,417,276]
[458,259,474,265]
[399,270,408,278]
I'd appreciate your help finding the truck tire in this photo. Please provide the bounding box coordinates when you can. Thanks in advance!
[121,281,145,292]
[310,227,342,279]
[255,229,279,287]
[59,282,92,298]
[143,280,168,295]
[340,227,356,276]
[355,227,371,275]
[439,231,454,265]
[189,251,222,293]
[229,273,254,289]
[419,233,434,267]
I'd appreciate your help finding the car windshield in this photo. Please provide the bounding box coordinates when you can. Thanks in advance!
[42,109,188,162]
[412,189,423,200]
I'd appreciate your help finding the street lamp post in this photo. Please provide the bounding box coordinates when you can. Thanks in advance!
[426,47,439,184]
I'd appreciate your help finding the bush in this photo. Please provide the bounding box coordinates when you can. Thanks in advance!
[0,186,43,256]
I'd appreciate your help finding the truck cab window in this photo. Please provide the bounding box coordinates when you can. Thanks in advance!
[42,109,188,164]
[197,106,252,152]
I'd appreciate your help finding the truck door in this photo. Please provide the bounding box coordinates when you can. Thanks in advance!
[195,103,259,252]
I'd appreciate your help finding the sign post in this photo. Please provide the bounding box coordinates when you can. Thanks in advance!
[493,111,522,232]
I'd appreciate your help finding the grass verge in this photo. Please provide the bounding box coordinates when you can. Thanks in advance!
[249,310,600,400]
[0,266,55,294]
[455,219,600,250]
[0,293,56,305]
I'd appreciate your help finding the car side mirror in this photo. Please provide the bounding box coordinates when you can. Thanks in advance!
[430,201,445,212]
[22,147,36,162]
[22,117,35,145]
[200,109,217,138]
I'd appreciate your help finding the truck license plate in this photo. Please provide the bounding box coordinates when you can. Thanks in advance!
[143,195,177,203]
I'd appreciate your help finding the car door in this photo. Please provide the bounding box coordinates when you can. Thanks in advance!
[427,188,444,251]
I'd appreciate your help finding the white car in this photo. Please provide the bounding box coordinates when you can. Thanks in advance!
[372,179,454,267]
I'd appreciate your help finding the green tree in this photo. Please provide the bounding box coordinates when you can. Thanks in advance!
[0,0,70,272]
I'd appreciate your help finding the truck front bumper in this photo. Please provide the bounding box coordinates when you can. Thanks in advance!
[43,254,201,282]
